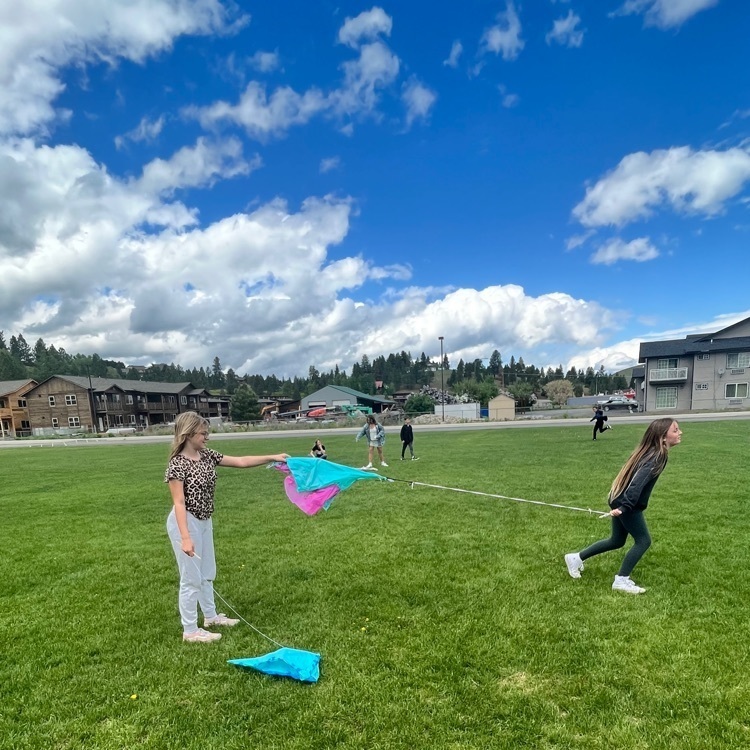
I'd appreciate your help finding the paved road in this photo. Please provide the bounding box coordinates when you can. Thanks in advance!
[1,410,747,450]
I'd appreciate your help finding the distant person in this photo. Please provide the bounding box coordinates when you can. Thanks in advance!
[310,439,328,459]
[356,415,388,469]
[564,418,682,594]
[400,417,419,461]
[590,405,610,440]
[165,412,289,642]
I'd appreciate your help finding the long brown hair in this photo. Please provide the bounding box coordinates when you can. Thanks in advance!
[169,412,209,460]
[608,418,675,500]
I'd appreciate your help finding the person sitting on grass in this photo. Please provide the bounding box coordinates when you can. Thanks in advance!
[310,439,327,459]
[165,411,289,643]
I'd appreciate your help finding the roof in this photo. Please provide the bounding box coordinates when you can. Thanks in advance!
[0,379,36,397]
[307,384,395,405]
[32,375,201,395]
[639,336,750,360]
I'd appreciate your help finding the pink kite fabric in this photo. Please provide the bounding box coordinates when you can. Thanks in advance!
[283,475,340,515]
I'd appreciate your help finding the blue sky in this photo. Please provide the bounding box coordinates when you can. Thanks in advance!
[1,0,748,378]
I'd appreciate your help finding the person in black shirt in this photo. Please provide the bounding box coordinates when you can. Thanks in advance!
[400,417,418,461]
[590,405,610,440]
[564,418,682,594]
[310,439,327,459]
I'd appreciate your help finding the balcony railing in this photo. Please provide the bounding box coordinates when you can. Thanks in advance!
[649,367,688,383]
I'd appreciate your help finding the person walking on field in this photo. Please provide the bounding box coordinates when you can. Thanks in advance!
[590,405,611,440]
[356,414,388,469]
[165,412,289,642]
[564,418,682,594]
[400,417,419,461]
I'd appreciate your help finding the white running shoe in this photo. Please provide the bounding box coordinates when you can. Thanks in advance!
[380,462,389,467]
[412,456,420,460]
[204,613,239,627]
[183,628,222,643]
[564,553,584,579]
[612,576,645,594]
[360,463,373,470]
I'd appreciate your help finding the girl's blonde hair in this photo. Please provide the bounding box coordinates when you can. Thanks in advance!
[608,418,675,500]
[169,411,209,460]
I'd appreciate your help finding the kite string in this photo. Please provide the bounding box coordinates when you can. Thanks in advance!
[393,479,608,517]
[190,556,285,649]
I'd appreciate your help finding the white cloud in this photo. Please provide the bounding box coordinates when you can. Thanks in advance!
[546,11,585,48]
[443,41,463,68]
[610,0,719,29]
[114,115,166,149]
[401,78,437,129]
[565,230,595,250]
[338,7,393,48]
[498,84,519,108]
[320,156,341,173]
[590,237,659,265]
[248,50,280,73]
[573,146,750,228]
[480,1,525,62]
[0,0,244,136]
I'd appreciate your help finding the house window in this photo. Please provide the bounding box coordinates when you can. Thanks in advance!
[115,415,124,425]
[65,394,77,405]
[695,383,709,390]
[21,420,30,430]
[725,383,748,399]
[181,396,187,405]
[129,415,136,424]
[727,353,750,369]
[51,418,59,428]
[18,398,27,407]
[697,354,710,361]
[127,395,134,405]
[655,387,678,408]
[657,358,678,369]
[68,416,80,427]
[48,396,56,406]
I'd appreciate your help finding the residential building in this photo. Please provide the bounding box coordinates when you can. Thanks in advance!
[0,379,37,438]
[638,316,750,412]
[24,376,215,434]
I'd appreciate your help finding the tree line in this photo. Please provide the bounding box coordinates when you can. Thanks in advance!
[0,331,630,407]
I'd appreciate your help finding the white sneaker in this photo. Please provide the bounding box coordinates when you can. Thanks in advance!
[360,463,373,470]
[411,456,419,461]
[183,628,222,643]
[380,462,389,467]
[564,553,584,579]
[612,576,645,594]
[204,613,239,627]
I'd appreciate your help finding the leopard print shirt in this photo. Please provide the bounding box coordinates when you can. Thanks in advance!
[164,448,224,520]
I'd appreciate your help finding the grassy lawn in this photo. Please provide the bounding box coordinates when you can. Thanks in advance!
[3,421,749,749]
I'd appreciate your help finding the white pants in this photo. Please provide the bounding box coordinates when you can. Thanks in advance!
[166,509,218,633]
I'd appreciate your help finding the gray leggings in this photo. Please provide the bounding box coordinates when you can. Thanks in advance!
[579,511,651,577]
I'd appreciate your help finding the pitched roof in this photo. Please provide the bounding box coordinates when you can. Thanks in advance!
[36,375,199,395]
[308,384,395,404]
[0,379,36,397]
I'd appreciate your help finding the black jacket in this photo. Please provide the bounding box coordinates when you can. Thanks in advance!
[400,424,413,442]
[609,456,665,514]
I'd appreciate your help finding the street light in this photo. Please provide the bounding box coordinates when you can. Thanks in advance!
[438,336,445,422]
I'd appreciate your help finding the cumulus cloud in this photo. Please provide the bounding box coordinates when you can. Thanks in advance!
[401,78,437,129]
[443,41,463,68]
[114,115,166,149]
[480,1,525,61]
[319,156,341,173]
[573,146,750,228]
[546,11,585,47]
[338,6,393,48]
[590,237,659,265]
[0,0,244,136]
[610,0,719,28]
[248,50,280,72]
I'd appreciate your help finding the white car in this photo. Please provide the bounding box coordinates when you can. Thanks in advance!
[596,396,639,413]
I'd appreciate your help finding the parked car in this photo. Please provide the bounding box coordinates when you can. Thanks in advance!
[596,396,639,413]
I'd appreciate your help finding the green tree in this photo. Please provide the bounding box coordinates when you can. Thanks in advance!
[404,393,435,415]
[0,350,28,379]
[507,381,534,408]
[488,350,502,377]
[543,379,574,407]
[230,384,260,422]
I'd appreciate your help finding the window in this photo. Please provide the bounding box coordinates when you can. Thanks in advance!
[0,398,5,408]
[65,394,77,405]
[181,396,187,405]
[51,418,59,428]
[695,383,709,390]
[127,395,134,405]
[48,396,56,406]
[115,415,124,425]
[129,415,136,424]
[725,383,748,399]
[18,397,27,407]
[68,416,80,427]
[697,354,710,361]
[727,353,750,368]
[655,387,678,409]
[21,420,30,430]
[657,358,678,369]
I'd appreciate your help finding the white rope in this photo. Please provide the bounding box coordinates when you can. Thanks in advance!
[190,555,285,648]
[407,481,609,517]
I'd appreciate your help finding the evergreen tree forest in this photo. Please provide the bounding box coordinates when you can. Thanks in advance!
[0,331,630,401]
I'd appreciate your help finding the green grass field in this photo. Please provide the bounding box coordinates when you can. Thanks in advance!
[3,421,750,749]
